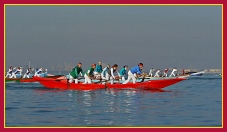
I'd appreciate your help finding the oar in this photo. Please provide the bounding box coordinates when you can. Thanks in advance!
[141,76,145,82]
[140,73,147,82]
[55,76,84,82]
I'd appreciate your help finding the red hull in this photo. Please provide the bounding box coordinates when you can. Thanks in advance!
[5,75,63,83]
[5,78,36,82]
[33,76,186,90]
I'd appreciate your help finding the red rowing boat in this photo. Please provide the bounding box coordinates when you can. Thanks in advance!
[33,76,187,90]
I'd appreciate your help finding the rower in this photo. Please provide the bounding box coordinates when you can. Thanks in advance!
[83,63,96,84]
[123,63,143,84]
[162,68,169,77]
[11,67,23,78]
[34,67,43,77]
[106,64,120,84]
[169,68,178,77]
[119,65,128,81]
[94,61,102,79]
[5,66,14,78]
[101,64,110,80]
[182,69,185,75]
[154,69,161,77]
[23,68,32,78]
[148,68,154,77]
[68,62,83,83]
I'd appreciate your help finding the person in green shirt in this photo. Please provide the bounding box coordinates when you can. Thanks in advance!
[69,62,83,83]
[83,63,96,84]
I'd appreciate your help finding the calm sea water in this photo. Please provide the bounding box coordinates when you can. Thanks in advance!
[5,73,222,127]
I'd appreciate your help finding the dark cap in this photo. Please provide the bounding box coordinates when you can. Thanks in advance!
[138,63,143,66]
[113,64,118,67]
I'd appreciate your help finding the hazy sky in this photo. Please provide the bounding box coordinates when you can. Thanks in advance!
[5,5,222,71]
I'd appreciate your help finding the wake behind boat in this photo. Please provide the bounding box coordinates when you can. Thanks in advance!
[185,71,205,77]
[33,76,187,90]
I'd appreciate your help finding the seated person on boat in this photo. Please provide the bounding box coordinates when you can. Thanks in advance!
[169,68,178,77]
[11,67,23,78]
[5,66,14,78]
[106,64,120,84]
[162,68,169,77]
[34,67,47,77]
[83,63,96,84]
[94,61,102,79]
[123,63,143,84]
[23,68,32,78]
[119,65,128,81]
[101,64,110,80]
[154,69,161,77]
[68,62,83,83]
[148,68,154,77]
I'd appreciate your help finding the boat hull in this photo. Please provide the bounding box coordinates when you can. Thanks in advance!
[33,76,187,90]
[5,75,63,83]
[5,78,35,82]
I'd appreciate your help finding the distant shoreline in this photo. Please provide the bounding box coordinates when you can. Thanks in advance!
[183,69,222,73]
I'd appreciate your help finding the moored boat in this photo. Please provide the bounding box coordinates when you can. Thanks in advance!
[33,76,187,90]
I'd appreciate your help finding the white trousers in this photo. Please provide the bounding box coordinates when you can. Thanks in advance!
[169,72,176,77]
[83,74,92,84]
[154,71,160,77]
[5,73,12,78]
[121,76,126,81]
[149,69,153,77]
[163,73,168,77]
[123,71,136,84]
[23,74,30,78]
[94,71,101,78]
[68,74,78,83]
[11,73,17,78]
[104,73,114,84]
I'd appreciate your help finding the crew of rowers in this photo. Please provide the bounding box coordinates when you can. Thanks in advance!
[68,61,179,84]
[6,62,180,83]
[5,66,47,78]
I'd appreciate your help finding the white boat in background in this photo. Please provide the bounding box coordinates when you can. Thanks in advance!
[186,71,205,76]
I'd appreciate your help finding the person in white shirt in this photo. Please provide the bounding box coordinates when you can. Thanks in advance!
[154,69,161,77]
[148,68,154,77]
[101,64,110,80]
[23,68,32,78]
[169,68,178,77]
[106,64,120,84]
[5,66,14,78]
[34,68,43,77]
[11,67,23,78]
